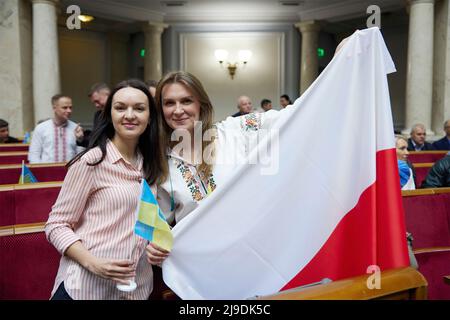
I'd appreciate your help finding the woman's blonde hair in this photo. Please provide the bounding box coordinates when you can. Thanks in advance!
[155,71,215,181]
[395,135,408,145]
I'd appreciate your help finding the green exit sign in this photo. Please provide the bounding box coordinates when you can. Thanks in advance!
[318,48,325,58]
[140,49,145,57]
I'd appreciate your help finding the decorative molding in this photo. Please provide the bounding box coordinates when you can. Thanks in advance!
[31,0,60,6]
[60,0,164,23]
[59,0,405,25]
[297,0,404,22]
[142,21,169,34]
[295,20,322,33]
[165,11,299,23]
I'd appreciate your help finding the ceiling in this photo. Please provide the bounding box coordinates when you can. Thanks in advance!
[60,0,406,24]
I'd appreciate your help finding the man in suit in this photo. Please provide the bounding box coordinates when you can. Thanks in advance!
[432,120,450,150]
[407,123,434,151]
[74,83,110,147]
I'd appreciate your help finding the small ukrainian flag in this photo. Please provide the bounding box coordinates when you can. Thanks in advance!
[23,132,31,144]
[18,161,38,184]
[135,179,173,251]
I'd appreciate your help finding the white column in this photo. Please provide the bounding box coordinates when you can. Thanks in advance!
[403,0,435,135]
[32,0,61,123]
[0,0,33,137]
[432,0,450,136]
[142,22,168,82]
[295,21,321,95]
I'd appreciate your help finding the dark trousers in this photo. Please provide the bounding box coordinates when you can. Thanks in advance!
[51,282,73,300]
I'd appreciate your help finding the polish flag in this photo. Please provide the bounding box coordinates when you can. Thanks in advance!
[162,28,410,299]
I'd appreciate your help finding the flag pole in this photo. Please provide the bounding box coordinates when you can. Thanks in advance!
[20,160,25,184]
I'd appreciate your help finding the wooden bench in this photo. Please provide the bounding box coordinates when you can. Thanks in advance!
[0,182,63,299]
[402,188,450,299]
[0,163,67,185]
[0,143,29,152]
[412,162,433,187]
[256,267,427,300]
[0,229,60,299]
[0,152,28,165]
[408,151,448,164]
[0,182,62,233]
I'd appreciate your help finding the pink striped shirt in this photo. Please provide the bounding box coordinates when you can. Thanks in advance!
[45,140,154,300]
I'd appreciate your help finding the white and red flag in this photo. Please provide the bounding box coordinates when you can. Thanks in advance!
[162,28,410,299]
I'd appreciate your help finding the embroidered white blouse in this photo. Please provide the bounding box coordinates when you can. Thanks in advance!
[157,107,294,224]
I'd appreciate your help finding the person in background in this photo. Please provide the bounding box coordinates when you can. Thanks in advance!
[75,83,111,148]
[0,119,20,143]
[395,136,419,269]
[257,99,273,113]
[45,79,167,300]
[407,123,434,151]
[432,119,450,150]
[280,94,292,109]
[232,95,253,117]
[28,94,81,163]
[422,153,450,188]
[396,136,416,190]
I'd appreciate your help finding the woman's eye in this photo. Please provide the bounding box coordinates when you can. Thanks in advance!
[182,99,192,105]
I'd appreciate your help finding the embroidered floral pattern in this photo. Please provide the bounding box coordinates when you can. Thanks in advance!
[207,176,217,193]
[173,158,217,202]
[241,113,261,132]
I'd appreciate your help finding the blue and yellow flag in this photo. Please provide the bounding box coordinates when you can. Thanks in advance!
[23,132,31,144]
[18,161,38,184]
[135,179,173,251]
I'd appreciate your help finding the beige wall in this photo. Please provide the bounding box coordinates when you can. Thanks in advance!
[180,32,284,121]
[59,28,107,127]
[0,0,33,137]
[107,32,130,87]
[384,28,408,132]
[58,28,130,128]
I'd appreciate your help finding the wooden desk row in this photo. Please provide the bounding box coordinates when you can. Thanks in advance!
[0,162,67,185]
[0,143,29,152]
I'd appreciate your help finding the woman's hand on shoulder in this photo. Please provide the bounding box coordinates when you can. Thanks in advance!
[145,242,170,266]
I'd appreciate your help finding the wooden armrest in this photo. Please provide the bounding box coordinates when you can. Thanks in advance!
[402,187,450,196]
[256,267,427,300]
[413,247,450,254]
[412,163,434,168]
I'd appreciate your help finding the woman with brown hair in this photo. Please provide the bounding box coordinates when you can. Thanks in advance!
[45,79,168,299]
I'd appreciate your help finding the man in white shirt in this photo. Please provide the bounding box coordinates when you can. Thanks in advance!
[28,94,82,163]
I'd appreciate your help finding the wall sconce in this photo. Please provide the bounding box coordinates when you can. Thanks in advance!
[214,49,252,79]
[77,15,94,22]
